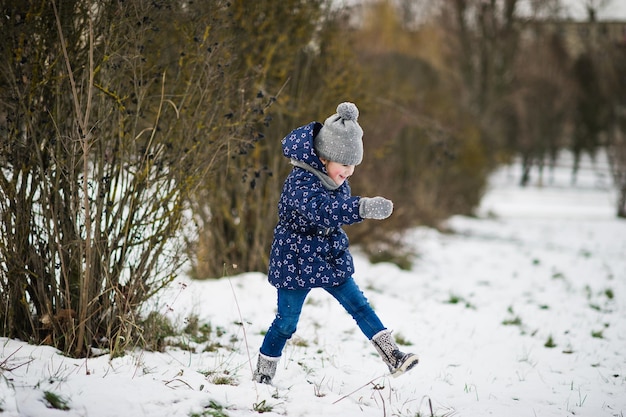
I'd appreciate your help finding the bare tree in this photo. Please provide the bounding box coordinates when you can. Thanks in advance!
[601,28,626,218]
[607,116,626,218]
[567,1,626,215]
[511,29,575,186]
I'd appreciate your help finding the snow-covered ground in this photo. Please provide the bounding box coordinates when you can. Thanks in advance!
[1,153,625,417]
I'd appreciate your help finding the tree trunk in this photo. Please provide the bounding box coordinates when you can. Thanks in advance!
[618,183,626,218]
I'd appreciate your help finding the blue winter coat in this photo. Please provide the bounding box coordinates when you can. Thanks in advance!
[268,121,364,289]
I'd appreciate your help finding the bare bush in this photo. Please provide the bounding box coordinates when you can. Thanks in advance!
[0,0,271,356]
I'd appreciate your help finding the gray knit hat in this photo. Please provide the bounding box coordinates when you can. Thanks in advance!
[314,102,364,166]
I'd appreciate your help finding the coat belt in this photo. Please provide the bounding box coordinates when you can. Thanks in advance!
[282,223,336,236]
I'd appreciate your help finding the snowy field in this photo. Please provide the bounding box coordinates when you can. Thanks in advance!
[1,153,625,417]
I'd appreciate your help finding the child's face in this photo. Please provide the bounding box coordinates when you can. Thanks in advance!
[321,159,355,186]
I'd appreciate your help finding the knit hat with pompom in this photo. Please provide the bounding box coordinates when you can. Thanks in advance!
[314,102,364,166]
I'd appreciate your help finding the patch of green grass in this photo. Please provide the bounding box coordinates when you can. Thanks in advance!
[298,360,314,375]
[140,313,234,354]
[43,391,70,411]
[199,370,238,386]
[445,294,475,309]
[215,326,226,337]
[181,316,225,352]
[544,335,557,348]
[394,332,413,346]
[169,339,196,353]
[589,303,601,311]
[253,400,273,413]
[211,374,238,386]
[198,369,214,378]
[289,336,308,347]
[228,334,239,345]
[202,342,223,353]
[591,329,604,339]
[184,315,214,344]
[447,294,462,304]
[502,316,522,326]
[190,400,229,417]
[139,311,176,352]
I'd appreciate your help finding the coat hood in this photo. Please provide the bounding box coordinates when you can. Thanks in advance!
[281,121,325,172]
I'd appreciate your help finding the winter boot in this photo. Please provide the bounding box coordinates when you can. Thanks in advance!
[371,330,419,376]
[252,353,279,385]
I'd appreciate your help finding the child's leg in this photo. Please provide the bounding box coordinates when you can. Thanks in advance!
[326,277,419,375]
[259,287,310,358]
[324,277,385,339]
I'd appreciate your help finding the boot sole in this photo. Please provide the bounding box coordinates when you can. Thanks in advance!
[391,355,419,377]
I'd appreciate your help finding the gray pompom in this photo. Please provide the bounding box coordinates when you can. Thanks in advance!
[336,102,359,121]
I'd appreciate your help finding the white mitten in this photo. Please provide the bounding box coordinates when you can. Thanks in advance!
[359,197,393,220]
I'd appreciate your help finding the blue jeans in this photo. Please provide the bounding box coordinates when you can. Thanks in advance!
[259,277,386,358]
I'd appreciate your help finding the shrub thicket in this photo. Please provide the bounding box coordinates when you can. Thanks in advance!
[0,0,276,356]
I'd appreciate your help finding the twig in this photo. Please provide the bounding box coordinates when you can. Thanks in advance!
[227,272,264,401]
[332,374,387,405]
[372,385,387,417]
[0,346,34,372]
[164,377,194,390]
[0,346,22,368]
[226,269,254,379]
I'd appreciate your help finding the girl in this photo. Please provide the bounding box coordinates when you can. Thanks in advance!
[253,102,419,384]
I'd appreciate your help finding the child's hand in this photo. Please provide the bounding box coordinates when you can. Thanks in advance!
[359,197,393,220]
